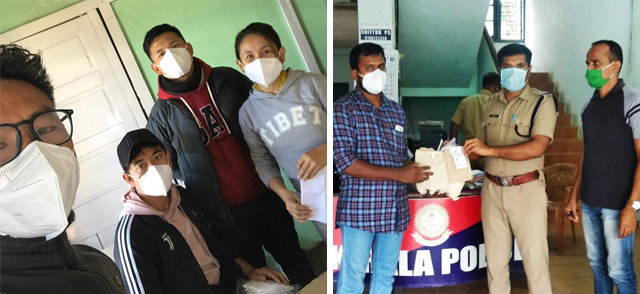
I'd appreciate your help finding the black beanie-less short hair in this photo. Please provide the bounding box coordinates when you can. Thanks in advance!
[143,24,186,61]
[482,72,501,88]
[0,44,54,102]
[592,40,623,69]
[497,43,532,67]
[235,22,282,60]
[349,42,386,70]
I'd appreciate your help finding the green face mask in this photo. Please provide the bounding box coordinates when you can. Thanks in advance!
[585,62,615,89]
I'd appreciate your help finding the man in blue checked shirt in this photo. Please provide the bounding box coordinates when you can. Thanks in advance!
[334,42,432,294]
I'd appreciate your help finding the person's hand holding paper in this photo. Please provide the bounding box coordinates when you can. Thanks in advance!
[301,167,327,223]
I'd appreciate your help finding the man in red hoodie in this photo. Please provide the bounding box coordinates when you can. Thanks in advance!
[143,24,315,286]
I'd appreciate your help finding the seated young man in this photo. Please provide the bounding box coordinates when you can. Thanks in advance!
[113,129,288,294]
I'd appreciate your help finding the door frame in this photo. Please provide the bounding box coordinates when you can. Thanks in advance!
[0,0,155,121]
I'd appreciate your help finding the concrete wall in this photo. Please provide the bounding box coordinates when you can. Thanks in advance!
[333,46,354,97]
[525,0,637,130]
[477,35,498,94]
[631,1,640,87]
[403,36,497,142]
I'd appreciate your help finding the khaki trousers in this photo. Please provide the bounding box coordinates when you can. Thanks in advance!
[481,172,552,294]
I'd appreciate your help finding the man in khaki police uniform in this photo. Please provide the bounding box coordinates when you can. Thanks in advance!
[451,72,501,169]
[464,43,557,294]
[450,72,502,142]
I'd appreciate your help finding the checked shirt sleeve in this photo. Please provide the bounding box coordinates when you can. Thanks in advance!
[333,102,357,173]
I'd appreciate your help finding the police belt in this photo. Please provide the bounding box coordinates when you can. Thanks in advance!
[485,170,539,187]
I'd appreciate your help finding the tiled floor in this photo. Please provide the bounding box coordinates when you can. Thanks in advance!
[400,221,640,294]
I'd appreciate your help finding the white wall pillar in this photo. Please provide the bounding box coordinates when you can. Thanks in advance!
[357,0,395,49]
[630,1,640,88]
[357,0,400,103]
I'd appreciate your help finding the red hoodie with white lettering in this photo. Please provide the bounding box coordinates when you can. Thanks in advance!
[157,58,265,206]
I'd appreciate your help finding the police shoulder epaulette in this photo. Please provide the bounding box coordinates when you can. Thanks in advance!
[536,91,558,112]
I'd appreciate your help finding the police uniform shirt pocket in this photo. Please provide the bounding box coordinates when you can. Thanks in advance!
[484,118,501,146]
[510,117,533,144]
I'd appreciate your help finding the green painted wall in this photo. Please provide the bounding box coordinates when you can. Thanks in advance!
[477,35,497,89]
[0,0,326,250]
[111,0,326,100]
[403,96,464,142]
[291,0,327,75]
[402,36,496,143]
[0,0,82,32]
[0,0,327,99]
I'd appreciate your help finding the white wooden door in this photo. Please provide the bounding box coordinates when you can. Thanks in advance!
[13,11,147,250]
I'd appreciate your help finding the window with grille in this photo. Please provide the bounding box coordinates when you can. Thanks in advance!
[486,0,525,42]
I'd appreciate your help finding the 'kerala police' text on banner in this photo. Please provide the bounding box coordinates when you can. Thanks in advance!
[332,195,525,288]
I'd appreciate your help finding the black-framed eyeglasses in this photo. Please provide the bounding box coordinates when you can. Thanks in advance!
[0,109,74,165]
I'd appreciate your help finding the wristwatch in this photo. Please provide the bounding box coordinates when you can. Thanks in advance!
[632,201,640,211]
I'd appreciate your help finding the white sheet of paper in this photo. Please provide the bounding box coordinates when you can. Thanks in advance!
[301,167,327,224]
[450,146,469,170]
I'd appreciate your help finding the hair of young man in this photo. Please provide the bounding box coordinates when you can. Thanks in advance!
[0,44,54,102]
[124,142,166,173]
[497,43,532,67]
[482,72,501,88]
[234,22,282,60]
[143,24,186,61]
[349,42,386,70]
[592,40,623,73]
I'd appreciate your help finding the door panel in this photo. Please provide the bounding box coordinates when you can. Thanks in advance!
[14,13,146,249]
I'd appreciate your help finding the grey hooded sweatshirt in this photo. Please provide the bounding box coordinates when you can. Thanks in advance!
[239,68,327,192]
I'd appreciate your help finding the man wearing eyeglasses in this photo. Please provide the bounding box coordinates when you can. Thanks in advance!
[463,43,557,294]
[0,44,125,294]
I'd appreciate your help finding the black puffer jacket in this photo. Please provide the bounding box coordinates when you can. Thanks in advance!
[0,226,125,294]
[146,60,253,231]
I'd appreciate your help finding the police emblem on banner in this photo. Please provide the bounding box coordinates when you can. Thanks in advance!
[411,204,452,247]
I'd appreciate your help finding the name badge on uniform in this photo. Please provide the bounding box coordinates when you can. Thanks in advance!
[395,125,404,132]
[489,114,500,119]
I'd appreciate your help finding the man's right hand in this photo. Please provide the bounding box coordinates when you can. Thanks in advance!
[397,163,432,184]
[281,190,313,222]
[248,267,290,285]
[565,188,581,222]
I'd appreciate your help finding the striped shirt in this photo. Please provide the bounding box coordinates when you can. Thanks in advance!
[334,89,410,233]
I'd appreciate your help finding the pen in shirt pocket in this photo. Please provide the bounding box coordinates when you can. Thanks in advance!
[512,113,516,122]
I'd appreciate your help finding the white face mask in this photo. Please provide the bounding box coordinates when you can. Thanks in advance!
[130,165,173,196]
[243,58,283,87]
[156,45,193,79]
[0,141,80,240]
[357,69,387,95]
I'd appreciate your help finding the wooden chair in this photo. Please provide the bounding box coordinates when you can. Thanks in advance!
[544,163,578,253]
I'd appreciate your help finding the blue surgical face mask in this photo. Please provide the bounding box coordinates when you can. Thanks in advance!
[500,67,529,92]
